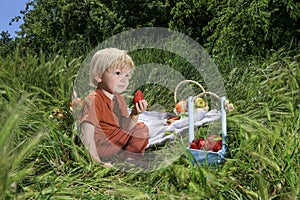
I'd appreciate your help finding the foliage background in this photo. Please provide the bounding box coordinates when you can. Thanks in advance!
[1,0,299,58]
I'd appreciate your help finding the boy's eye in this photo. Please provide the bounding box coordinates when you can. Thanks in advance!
[115,71,121,75]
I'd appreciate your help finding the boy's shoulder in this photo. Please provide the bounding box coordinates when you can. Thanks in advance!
[82,90,97,105]
[86,90,97,99]
[88,90,97,96]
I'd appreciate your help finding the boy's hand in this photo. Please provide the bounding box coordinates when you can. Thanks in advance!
[132,100,148,115]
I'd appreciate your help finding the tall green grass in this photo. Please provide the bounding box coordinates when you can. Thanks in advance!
[0,92,43,199]
[0,48,299,199]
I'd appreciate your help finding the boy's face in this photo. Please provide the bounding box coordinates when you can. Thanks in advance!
[98,68,131,94]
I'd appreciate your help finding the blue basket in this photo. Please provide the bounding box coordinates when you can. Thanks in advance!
[187,96,227,165]
[188,148,224,165]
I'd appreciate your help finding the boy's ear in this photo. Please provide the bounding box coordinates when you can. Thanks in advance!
[95,75,102,83]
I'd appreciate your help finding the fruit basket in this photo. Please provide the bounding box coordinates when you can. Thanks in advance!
[174,80,233,165]
[187,95,227,165]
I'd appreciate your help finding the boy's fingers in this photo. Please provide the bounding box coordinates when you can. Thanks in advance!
[142,100,148,108]
[141,100,148,110]
[139,100,147,110]
[135,102,141,112]
[135,101,147,114]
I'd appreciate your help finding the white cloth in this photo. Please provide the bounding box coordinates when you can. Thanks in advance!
[129,109,222,148]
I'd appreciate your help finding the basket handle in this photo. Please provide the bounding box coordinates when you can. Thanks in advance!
[174,80,234,112]
[174,80,206,103]
[194,91,220,101]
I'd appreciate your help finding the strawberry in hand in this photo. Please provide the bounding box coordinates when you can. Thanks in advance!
[131,90,147,115]
[132,90,145,104]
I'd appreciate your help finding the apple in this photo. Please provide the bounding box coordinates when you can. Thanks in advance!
[195,97,206,108]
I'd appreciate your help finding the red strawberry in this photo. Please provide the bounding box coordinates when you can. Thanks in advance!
[211,140,222,152]
[193,138,201,145]
[190,142,198,149]
[202,141,211,150]
[132,90,145,104]
[198,139,205,149]
[207,134,222,150]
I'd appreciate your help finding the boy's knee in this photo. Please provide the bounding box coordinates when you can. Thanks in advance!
[135,122,149,139]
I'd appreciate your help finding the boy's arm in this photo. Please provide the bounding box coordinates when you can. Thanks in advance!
[121,100,147,130]
[81,122,101,163]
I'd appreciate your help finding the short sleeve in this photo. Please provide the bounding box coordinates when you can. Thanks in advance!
[80,93,99,126]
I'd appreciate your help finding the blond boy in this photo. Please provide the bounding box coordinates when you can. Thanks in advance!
[80,48,149,164]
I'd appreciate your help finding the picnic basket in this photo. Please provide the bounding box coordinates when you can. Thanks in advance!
[174,80,233,165]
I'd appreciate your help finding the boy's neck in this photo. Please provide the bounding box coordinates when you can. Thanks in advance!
[100,88,114,100]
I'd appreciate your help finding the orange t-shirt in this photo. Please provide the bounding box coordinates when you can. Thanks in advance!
[80,89,129,141]
[80,88,149,158]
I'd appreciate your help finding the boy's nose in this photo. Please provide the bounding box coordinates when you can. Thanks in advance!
[120,75,129,82]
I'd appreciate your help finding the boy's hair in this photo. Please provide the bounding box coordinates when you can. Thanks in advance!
[89,48,134,87]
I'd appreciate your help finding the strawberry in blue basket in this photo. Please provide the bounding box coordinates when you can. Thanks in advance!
[190,134,222,151]
[189,142,198,149]
[190,138,201,150]
[207,134,222,152]
[211,140,222,152]
[190,138,210,150]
